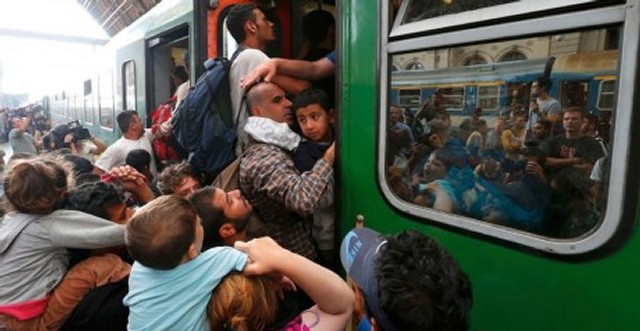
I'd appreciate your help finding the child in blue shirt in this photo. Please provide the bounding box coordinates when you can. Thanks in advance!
[292,88,336,268]
[123,195,248,331]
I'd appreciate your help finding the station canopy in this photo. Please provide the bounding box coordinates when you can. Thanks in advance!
[78,0,160,36]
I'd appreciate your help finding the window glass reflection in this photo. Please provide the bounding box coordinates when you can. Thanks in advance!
[386,27,618,239]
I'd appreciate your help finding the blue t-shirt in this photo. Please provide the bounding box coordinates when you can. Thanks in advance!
[124,247,248,331]
[326,50,336,64]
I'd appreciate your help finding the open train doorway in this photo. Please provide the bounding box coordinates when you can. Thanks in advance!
[145,25,189,125]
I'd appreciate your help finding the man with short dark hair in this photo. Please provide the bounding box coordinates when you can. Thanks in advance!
[528,77,562,130]
[189,187,252,250]
[226,3,309,155]
[341,227,472,331]
[96,111,157,178]
[156,161,201,199]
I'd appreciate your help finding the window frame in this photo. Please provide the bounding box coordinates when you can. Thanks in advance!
[378,0,639,256]
[122,60,137,111]
[597,79,617,111]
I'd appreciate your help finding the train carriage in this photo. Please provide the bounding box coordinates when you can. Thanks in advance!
[45,0,640,329]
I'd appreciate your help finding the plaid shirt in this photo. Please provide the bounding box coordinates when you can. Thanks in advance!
[239,143,333,260]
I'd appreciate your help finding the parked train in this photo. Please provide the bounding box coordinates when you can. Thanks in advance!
[44,0,640,329]
[390,50,617,126]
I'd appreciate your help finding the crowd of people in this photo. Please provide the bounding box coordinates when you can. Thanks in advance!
[0,3,473,331]
[386,78,608,238]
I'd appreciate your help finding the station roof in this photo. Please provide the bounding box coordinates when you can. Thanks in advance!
[77,0,160,37]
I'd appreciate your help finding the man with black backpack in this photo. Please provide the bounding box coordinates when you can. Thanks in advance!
[226,3,309,156]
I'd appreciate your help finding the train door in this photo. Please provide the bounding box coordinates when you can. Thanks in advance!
[145,25,189,124]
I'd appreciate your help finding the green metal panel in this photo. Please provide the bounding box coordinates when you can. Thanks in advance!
[338,1,640,330]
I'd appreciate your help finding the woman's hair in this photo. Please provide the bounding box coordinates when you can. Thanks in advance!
[4,157,70,214]
[208,273,278,331]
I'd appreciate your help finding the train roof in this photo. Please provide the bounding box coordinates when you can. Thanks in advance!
[107,0,192,50]
[391,50,618,87]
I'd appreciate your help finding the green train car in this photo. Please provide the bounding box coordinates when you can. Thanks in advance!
[46,0,640,329]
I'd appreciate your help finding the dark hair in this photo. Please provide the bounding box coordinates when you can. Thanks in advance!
[126,195,197,270]
[125,149,151,174]
[173,65,188,83]
[190,187,226,249]
[67,181,123,220]
[303,10,334,45]
[292,88,331,114]
[63,154,94,177]
[563,106,585,117]
[535,77,552,92]
[376,230,472,331]
[226,3,258,44]
[117,110,138,134]
[156,161,197,195]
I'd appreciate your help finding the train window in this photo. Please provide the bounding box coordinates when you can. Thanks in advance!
[98,72,115,130]
[439,87,464,111]
[477,85,500,111]
[598,80,616,111]
[398,89,421,108]
[122,61,136,111]
[83,79,94,124]
[383,25,623,253]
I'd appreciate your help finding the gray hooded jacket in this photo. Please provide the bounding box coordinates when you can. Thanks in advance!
[0,210,125,305]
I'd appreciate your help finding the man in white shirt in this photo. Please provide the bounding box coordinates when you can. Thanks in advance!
[96,111,157,179]
[226,3,309,155]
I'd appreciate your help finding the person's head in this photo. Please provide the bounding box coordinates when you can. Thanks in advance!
[117,111,144,138]
[156,161,201,199]
[67,181,134,224]
[246,82,293,125]
[530,77,551,98]
[11,116,27,130]
[472,119,487,135]
[303,9,335,47]
[208,273,278,331]
[581,113,599,137]
[226,3,275,48]
[292,88,334,142]
[341,228,472,331]
[4,158,70,214]
[172,65,189,86]
[511,111,527,130]
[190,187,251,249]
[423,149,452,182]
[562,107,585,137]
[533,119,552,140]
[389,105,403,125]
[125,149,153,181]
[63,154,94,178]
[433,111,451,128]
[126,195,203,269]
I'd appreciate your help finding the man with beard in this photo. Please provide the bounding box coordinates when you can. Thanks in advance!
[528,77,562,132]
[189,187,252,249]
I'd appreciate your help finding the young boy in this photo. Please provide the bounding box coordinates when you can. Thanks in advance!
[123,195,248,331]
[0,157,130,330]
[292,88,336,268]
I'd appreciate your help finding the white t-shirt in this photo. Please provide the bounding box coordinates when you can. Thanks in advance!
[95,130,157,177]
[229,48,270,156]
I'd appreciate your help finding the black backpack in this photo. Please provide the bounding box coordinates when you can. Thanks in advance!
[172,48,245,180]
